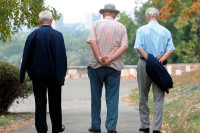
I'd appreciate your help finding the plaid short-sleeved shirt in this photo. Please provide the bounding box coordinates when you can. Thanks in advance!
[87,16,128,71]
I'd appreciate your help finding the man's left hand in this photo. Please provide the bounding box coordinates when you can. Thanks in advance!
[157,56,164,63]
[100,56,111,66]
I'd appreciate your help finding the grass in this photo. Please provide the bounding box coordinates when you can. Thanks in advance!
[0,113,34,132]
[128,70,200,133]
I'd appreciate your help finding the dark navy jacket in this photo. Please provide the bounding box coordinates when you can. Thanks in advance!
[20,25,67,86]
[146,54,173,94]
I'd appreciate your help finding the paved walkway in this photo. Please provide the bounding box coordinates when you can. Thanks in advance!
[9,79,140,133]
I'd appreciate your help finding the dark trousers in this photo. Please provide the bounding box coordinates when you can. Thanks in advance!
[88,66,121,131]
[32,80,62,133]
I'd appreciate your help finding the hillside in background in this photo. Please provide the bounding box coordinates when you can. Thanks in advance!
[0,30,90,67]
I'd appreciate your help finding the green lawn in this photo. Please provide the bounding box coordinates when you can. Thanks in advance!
[0,113,34,132]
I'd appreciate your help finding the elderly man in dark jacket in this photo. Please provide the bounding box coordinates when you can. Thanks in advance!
[20,11,67,133]
[134,7,175,133]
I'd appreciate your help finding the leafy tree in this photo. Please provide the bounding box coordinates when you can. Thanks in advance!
[134,1,152,26]
[118,13,139,65]
[154,0,200,63]
[0,0,60,42]
[155,0,200,21]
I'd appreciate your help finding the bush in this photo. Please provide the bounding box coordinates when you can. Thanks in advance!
[0,61,32,113]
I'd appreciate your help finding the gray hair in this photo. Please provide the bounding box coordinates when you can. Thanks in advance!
[39,11,53,21]
[145,7,159,19]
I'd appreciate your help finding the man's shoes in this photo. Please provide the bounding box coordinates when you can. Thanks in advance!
[153,131,161,133]
[139,128,149,133]
[88,128,101,133]
[59,125,65,132]
[52,125,65,133]
[107,130,117,133]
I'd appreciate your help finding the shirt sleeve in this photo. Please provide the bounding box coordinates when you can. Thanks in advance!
[166,32,175,51]
[87,23,97,44]
[134,28,143,50]
[121,26,128,46]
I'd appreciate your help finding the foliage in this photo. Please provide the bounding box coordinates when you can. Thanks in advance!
[154,0,200,63]
[0,0,60,42]
[155,0,200,21]
[0,61,32,113]
[134,1,154,27]
[128,70,200,132]
[118,13,139,65]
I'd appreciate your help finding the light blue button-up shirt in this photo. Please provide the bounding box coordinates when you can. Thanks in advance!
[134,21,175,58]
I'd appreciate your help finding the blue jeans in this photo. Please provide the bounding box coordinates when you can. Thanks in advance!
[88,66,121,131]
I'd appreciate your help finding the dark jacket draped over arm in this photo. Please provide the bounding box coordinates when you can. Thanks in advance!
[146,54,173,94]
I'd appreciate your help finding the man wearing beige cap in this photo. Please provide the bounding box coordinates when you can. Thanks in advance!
[87,3,128,133]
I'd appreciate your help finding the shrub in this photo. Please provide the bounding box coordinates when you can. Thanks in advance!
[0,61,32,113]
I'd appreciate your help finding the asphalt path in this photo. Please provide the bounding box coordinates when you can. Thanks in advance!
[9,79,140,133]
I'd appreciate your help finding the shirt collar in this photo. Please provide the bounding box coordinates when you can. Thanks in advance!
[104,16,114,20]
[148,20,158,25]
[41,24,51,28]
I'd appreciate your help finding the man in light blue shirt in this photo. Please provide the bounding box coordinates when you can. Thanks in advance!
[134,7,175,133]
